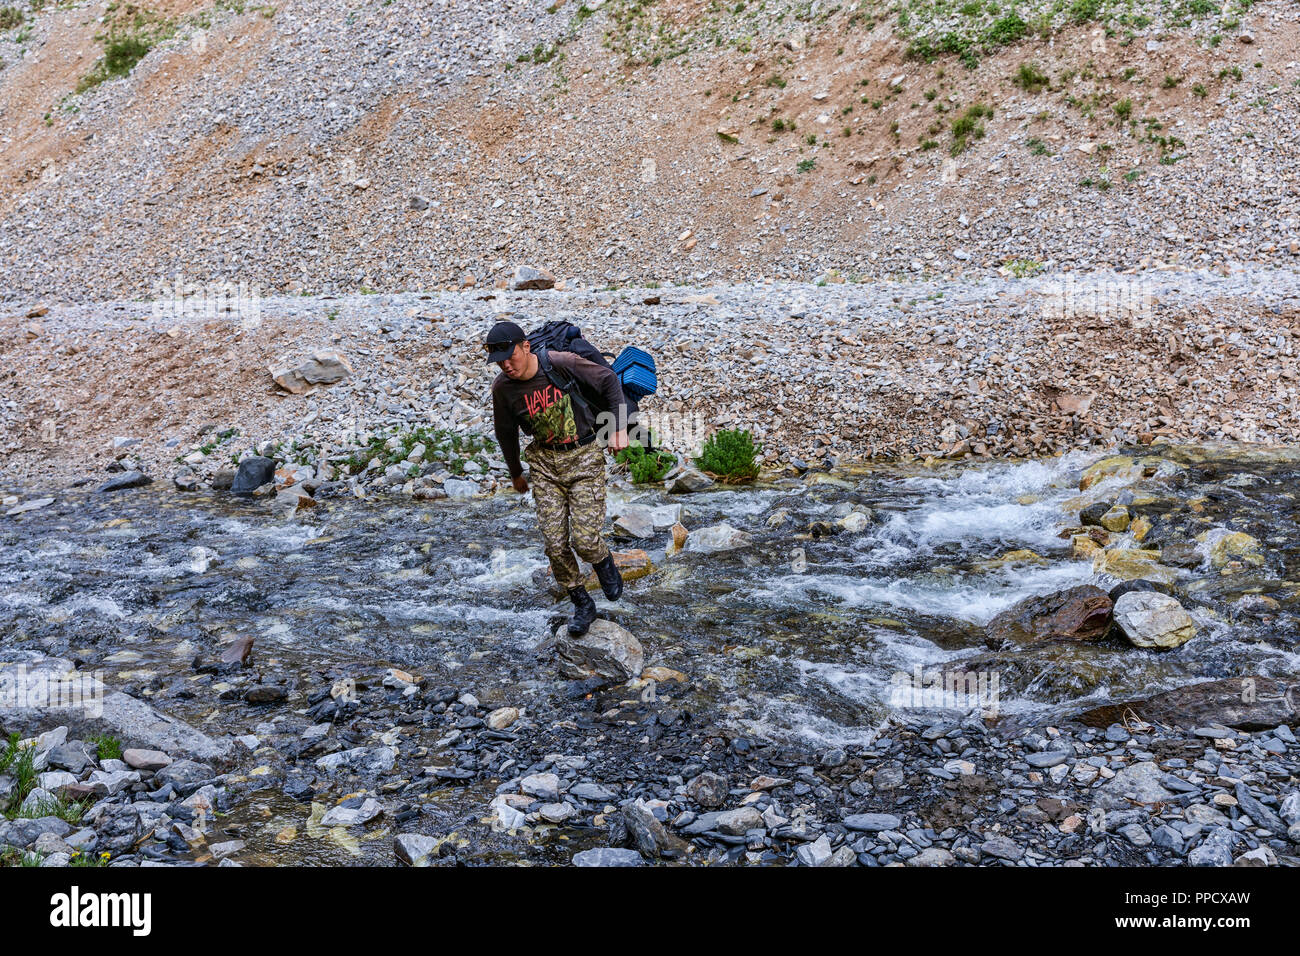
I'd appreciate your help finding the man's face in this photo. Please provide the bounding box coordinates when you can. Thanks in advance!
[498,339,532,379]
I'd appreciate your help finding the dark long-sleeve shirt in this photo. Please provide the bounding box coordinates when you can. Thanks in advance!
[491,351,627,478]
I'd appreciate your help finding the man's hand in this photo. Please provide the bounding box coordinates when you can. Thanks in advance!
[512,474,529,494]
[608,429,629,453]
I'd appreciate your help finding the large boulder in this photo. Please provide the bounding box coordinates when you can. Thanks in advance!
[230,456,276,493]
[683,522,752,554]
[394,833,440,866]
[573,847,643,867]
[666,468,715,493]
[1077,676,1295,730]
[612,506,655,539]
[1092,548,1179,584]
[984,585,1112,648]
[97,471,152,493]
[508,265,556,291]
[1113,591,1197,649]
[555,620,644,683]
[1097,761,1174,808]
[1196,530,1264,569]
[269,349,353,394]
[0,657,230,761]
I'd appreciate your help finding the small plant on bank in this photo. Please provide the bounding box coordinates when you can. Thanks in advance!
[89,733,122,763]
[951,103,993,156]
[696,428,761,482]
[19,793,87,824]
[77,6,175,95]
[0,732,20,773]
[1,735,40,820]
[1014,62,1049,93]
[615,441,676,483]
[339,426,495,477]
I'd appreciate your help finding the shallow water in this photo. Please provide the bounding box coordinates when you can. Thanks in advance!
[3,447,1300,840]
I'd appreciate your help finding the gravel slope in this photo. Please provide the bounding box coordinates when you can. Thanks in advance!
[3,265,1299,487]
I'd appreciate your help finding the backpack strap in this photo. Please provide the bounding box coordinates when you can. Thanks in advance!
[535,347,595,421]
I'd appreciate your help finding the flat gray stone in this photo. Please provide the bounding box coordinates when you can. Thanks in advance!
[572,847,644,867]
[844,813,901,832]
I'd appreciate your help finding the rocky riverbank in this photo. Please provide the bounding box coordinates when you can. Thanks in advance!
[2,654,1295,867]
[3,268,1300,495]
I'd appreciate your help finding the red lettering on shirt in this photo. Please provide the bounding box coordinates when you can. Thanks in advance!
[523,384,561,417]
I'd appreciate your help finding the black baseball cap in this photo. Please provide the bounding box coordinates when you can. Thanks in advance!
[484,320,526,363]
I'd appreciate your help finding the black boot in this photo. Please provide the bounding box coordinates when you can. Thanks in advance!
[566,586,598,636]
[592,553,624,601]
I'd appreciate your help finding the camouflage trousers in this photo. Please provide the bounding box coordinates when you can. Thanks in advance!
[523,439,611,591]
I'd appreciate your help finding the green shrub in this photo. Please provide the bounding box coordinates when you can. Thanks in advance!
[70,850,112,867]
[1070,0,1102,22]
[89,733,122,762]
[615,442,676,483]
[951,103,993,155]
[76,9,174,94]
[18,793,86,823]
[982,13,1026,47]
[697,428,760,481]
[1,737,37,819]
[0,7,24,30]
[0,732,19,773]
[1014,62,1049,93]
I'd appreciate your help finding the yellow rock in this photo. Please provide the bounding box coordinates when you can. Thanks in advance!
[1003,548,1047,564]
[1196,531,1264,569]
[1130,516,1152,543]
[1079,456,1139,490]
[666,522,688,557]
[1071,535,1102,559]
[981,549,1048,569]
[1100,505,1130,533]
[641,666,687,683]
[1092,548,1178,584]
[584,549,654,587]
[803,473,855,488]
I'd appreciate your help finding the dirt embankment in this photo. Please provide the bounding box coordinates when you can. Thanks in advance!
[2,269,1298,488]
[0,1,1297,301]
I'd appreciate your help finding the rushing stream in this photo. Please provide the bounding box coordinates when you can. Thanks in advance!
[2,444,1299,864]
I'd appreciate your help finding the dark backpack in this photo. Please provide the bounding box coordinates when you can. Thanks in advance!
[525,320,655,448]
